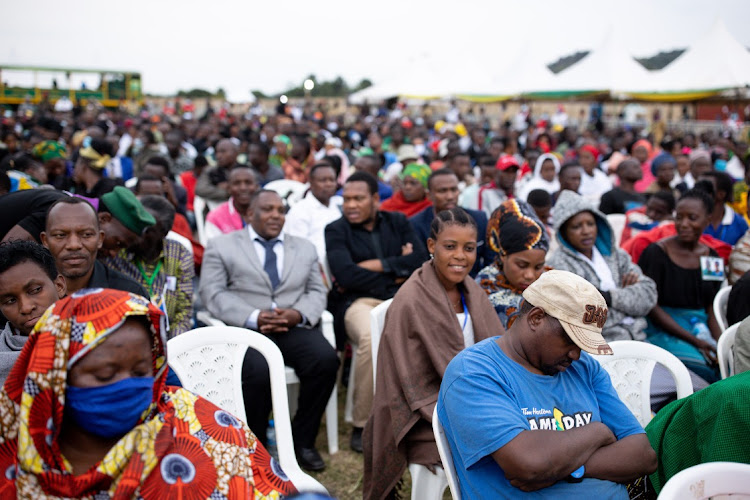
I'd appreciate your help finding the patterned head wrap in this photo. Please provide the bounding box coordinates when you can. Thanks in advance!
[488,199,550,259]
[0,288,294,498]
[400,163,431,188]
[31,140,67,163]
[78,146,111,170]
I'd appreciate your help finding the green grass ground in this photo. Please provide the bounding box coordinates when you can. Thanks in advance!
[304,383,414,499]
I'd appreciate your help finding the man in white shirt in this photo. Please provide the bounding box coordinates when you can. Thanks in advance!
[200,190,339,471]
[577,145,612,204]
[285,162,342,288]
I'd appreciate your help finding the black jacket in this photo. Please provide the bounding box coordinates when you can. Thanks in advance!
[89,260,148,298]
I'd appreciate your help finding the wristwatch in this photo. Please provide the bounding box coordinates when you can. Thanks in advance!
[566,465,585,483]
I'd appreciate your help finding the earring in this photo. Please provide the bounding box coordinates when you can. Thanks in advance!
[430,253,434,259]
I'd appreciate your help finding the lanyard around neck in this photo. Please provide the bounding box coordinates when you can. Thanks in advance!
[460,290,468,331]
[135,260,163,296]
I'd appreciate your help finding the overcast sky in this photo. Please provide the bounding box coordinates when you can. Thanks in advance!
[3,0,749,101]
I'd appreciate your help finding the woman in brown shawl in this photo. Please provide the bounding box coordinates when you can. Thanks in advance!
[363,207,504,499]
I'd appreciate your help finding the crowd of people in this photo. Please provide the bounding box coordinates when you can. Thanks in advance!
[0,96,749,498]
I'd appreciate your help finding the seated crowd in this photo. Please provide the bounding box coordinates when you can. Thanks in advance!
[0,99,749,498]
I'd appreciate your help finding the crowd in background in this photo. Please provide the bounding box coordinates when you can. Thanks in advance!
[1,95,750,497]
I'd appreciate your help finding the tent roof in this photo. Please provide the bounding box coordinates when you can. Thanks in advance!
[626,18,750,96]
[457,47,558,101]
[348,55,497,103]
[543,28,652,95]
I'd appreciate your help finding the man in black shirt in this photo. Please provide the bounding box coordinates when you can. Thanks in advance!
[325,171,424,452]
[599,159,646,215]
[41,197,147,297]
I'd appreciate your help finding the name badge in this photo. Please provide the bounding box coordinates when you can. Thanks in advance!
[166,276,177,291]
[700,256,724,282]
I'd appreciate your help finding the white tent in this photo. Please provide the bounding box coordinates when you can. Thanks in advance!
[348,58,445,104]
[457,46,558,100]
[543,28,652,96]
[348,54,496,104]
[625,18,750,97]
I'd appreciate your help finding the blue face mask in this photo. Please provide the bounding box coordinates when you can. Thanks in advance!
[66,376,155,439]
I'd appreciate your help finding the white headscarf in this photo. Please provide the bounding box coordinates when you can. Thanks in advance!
[518,153,561,201]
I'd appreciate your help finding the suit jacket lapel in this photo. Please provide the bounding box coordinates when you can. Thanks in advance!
[280,235,295,285]
[238,230,272,289]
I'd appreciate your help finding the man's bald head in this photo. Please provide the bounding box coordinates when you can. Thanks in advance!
[215,139,239,168]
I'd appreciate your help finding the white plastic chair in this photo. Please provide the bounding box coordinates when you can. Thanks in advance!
[370,298,393,392]
[194,310,339,455]
[367,298,446,499]
[717,322,739,379]
[605,213,626,248]
[658,461,750,499]
[713,285,732,332]
[265,179,309,208]
[432,406,461,500]
[167,326,327,494]
[346,297,390,423]
[193,194,208,246]
[592,340,693,427]
[343,340,357,425]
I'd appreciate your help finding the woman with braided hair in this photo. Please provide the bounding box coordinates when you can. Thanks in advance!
[363,207,502,499]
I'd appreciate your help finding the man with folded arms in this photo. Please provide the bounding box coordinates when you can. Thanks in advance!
[438,270,657,498]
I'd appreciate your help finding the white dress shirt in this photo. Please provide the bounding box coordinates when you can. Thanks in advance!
[244,225,285,330]
[284,192,342,288]
[284,192,342,263]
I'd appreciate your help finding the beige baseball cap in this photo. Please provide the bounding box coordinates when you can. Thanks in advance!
[522,270,613,355]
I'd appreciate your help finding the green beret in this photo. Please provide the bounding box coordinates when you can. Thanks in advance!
[100,186,156,235]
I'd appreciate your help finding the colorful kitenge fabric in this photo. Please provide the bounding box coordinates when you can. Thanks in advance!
[475,265,526,329]
[105,239,194,338]
[32,140,67,163]
[487,199,549,257]
[0,288,296,499]
[400,163,431,188]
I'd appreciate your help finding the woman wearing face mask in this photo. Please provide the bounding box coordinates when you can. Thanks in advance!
[0,289,296,498]
[363,208,502,500]
[517,153,561,201]
[638,189,724,383]
[476,199,550,328]
[548,190,658,343]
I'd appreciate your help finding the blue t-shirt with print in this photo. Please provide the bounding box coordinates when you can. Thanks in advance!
[437,337,644,499]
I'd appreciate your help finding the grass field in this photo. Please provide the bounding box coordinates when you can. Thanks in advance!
[303,383,416,499]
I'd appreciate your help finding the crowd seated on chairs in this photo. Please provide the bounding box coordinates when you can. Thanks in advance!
[4,98,750,498]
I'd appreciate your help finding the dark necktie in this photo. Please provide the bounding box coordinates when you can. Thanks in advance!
[256,238,280,289]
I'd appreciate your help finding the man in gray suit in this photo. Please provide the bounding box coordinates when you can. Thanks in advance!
[200,189,339,471]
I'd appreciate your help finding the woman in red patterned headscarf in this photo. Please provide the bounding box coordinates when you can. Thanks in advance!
[0,288,296,499]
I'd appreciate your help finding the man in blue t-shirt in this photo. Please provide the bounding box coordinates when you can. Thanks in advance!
[438,270,657,498]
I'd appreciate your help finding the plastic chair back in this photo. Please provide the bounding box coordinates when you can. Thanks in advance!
[713,285,732,332]
[606,213,626,247]
[265,179,309,208]
[370,298,393,392]
[168,326,327,494]
[659,461,750,499]
[432,406,461,500]
[592,340,693,427]
[717,322,739,379]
